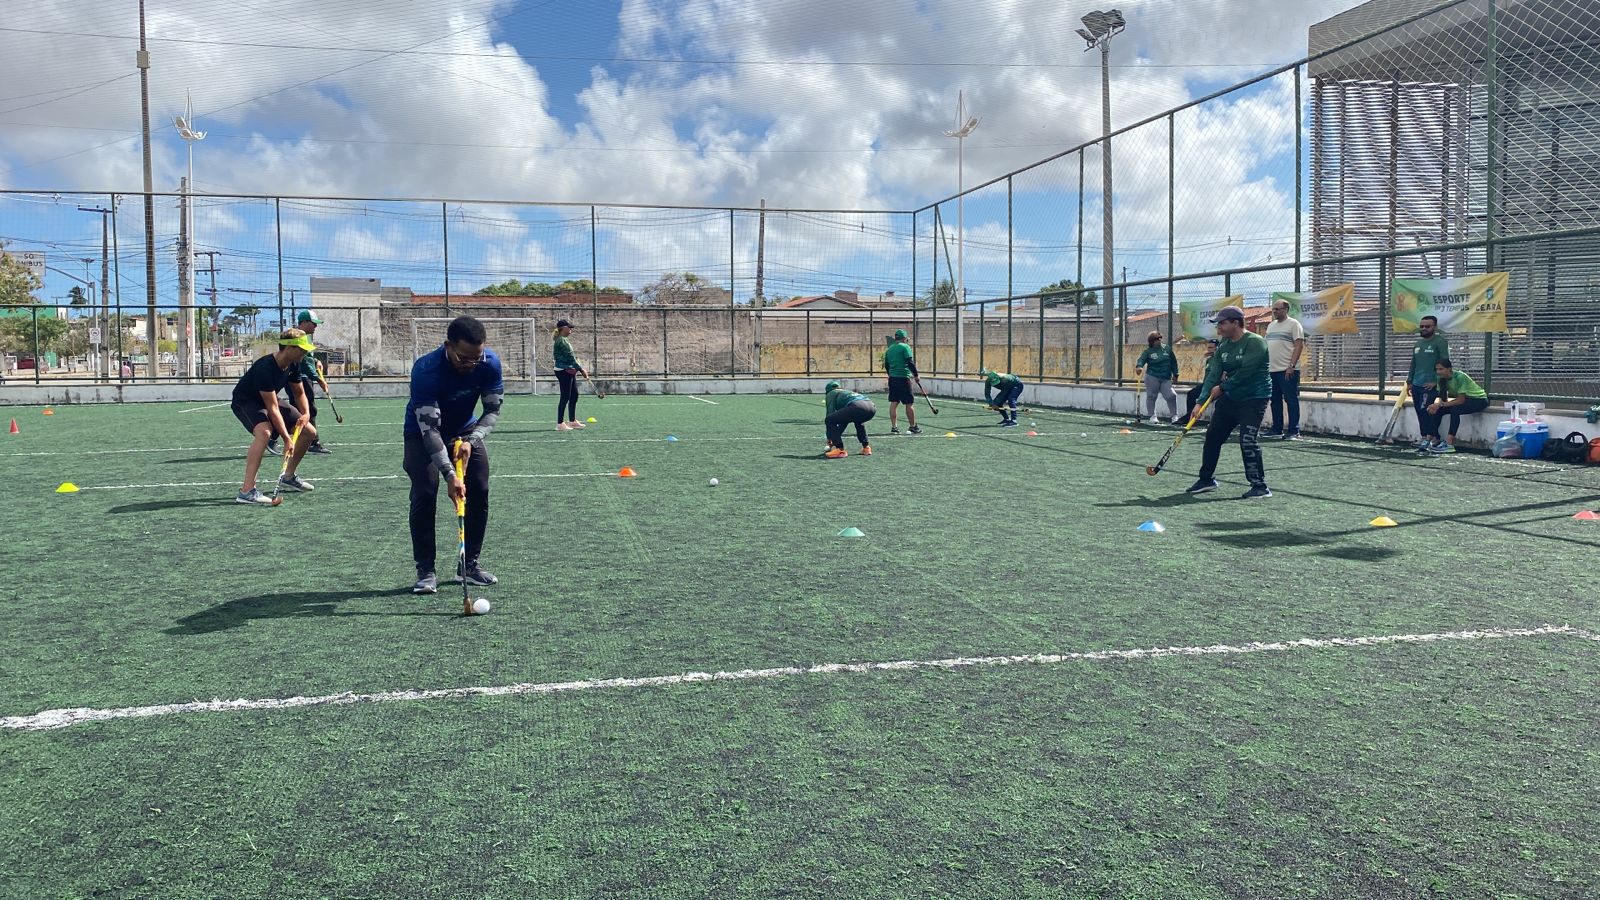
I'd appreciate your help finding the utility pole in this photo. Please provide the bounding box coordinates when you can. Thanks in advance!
[1077,9,1126,382]
[77,205,113,381]
[137,0,158,379]
[196,250,219,362]
[754,198,766,304]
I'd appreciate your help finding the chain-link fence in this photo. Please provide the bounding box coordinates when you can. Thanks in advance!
[3,0,1596,403]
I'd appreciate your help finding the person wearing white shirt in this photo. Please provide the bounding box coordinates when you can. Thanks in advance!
[1264,299,1306,440]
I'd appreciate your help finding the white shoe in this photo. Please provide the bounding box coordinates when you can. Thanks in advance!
[569,421,586,429]
[556,423,572,431]
[1147,416,1161,426]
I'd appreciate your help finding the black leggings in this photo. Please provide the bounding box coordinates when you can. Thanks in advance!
[826,400,876,448]
[1198,396,1268,488]
[556,370,579,423]
[403,433,490,569]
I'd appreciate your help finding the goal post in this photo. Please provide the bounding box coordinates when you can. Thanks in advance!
[409,317,542,395]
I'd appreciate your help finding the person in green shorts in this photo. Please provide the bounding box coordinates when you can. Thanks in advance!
[1408,315,1450,448]
[1188,306,1272,499]
[883,329,921,435]
[1420,358,1489,455]
[979,368,1024,427]
[823,379,875,458]
[1135,330,1180,425]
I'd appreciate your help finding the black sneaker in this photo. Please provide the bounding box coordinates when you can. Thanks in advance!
[1241,484,1273,500]
[1263,430,1283,439]
[459,559,499,586]
[412,570,438,594]
[907,426,922,436]
[264,438,280,456]
[999,419,1019,428]
[1185,478,1220,494]
[308,442,332,454]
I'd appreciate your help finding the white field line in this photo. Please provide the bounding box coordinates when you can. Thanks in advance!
[178,402,231,413]
[78,473,619,491]
[0,434,808,458]
[1,625,1585,732]
[688,395,718,405]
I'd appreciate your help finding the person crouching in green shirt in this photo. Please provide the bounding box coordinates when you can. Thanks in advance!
[823,380,875,458]
[979,369,1024,427]
[1188,306,1273,499]
[1135,330,1180,425]
[883,329,922,435]
[1420,358,1489,455]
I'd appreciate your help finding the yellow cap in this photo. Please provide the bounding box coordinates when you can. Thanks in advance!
[278,334,316,353]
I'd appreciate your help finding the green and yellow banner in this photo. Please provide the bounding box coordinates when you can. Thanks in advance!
[1179,294,1243,340]
[1271,284,1358,335]
[1391,273,1508,334]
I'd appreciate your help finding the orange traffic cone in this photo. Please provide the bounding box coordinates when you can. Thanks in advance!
[618,466,637,478]
[7,418,17,434]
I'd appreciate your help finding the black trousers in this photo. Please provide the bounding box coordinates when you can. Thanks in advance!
[403,433,490,570]
[1198,396,1268,487]
[1423,396,1490,438]
[556,370,579,422]
[826,400,876,447]
[1411,385,1438,436]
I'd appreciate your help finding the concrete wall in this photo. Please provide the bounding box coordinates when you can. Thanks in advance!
[2,376,1592,450]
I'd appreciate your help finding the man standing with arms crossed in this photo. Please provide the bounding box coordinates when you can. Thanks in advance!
[1265,298,1307,441]
[1408,315,1450,449]
[883,329,922,436]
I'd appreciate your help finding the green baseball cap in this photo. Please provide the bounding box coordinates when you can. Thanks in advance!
[297,310,324,325]
[894,329,908,340]
[824,380,841,392]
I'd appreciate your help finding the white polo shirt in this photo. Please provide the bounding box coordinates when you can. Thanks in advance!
[1265,316,1305,373]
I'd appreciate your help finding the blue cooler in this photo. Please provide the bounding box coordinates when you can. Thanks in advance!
[1517,422,1549,458]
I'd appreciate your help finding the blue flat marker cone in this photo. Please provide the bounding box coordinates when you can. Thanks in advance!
[665,435,679,442]
[1137,520,1165,533]
[837,527,865,538]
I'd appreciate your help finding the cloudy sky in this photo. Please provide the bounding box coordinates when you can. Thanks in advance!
[0,0,1371,309]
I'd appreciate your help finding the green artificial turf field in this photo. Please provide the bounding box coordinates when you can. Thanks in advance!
[1,392,1597,898]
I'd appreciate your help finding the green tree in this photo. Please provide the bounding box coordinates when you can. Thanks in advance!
[0,243,43,306]
[924,279,957,308]
[638,272,711,305]
[1038,279,1098,308]
[67,285,89,305]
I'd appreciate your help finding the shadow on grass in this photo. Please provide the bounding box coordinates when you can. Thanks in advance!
[774,453,832,461]
[108,498,239,514]
[164,587,425,635]
[1093,494,1205,509]
[1314,546,1403,562]
[1195,520,1275,531]
[161,456,241,465]
[1201,530,1327,549]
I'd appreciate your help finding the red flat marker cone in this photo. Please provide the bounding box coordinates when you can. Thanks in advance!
[7,418,17,434]
[1026,430,1038,436]
[1573,510,1599,521]
[617,466,637,478]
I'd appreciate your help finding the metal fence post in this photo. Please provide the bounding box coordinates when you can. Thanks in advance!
[661,307,669,377]
[868,307,875,376]
[441,201,451,309]
[357,310,364,380]
[1378,255,1388,400]
[1482,0,1500,394]
[1294,64,1304,293]
[978,302,985,375]
[1006,174,1013,372]
[31,307,40,385]
[805,310,812,378]
[590,206,599,375]
[1167,114,1176,345]
[1037,299,1045,383]
[274,197,284,334]
[729,207,736,377]
[1076,150,1084,383]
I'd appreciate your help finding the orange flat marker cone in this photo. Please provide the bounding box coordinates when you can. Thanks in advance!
[1026,430,1038,436]
[1572,510,1600,520]
[41,408,53,416]
[617,466,637,478]
[7,418,17,434]
[1119,428,1133,435]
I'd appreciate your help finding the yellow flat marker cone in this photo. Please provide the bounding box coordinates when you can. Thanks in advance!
[1369,516,1397,527]
[586,417,596,423]
[944,431,957,438]
[56,482,79,493]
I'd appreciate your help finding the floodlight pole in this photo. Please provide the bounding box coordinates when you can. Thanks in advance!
[1079,9,1125,383]
[176,91,206,380]
[944,91,979,374]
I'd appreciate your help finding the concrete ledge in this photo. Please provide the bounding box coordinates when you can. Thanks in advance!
[4,375,1592,450]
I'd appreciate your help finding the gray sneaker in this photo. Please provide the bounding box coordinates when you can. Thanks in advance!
[264,439,281,456]
[307,442,332,455]
[412,570,438,594]
[278,473,314,492]
[235,488,275,505]
[459,559,498,586]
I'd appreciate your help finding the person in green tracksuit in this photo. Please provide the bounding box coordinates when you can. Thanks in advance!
[1134,330,1180,425]
[823,379,875,458]
[1188,306,1273,499]
[1408,315,1450,448]
[1420,358,1489,455]
[883,329,921,435]
[979,369,1024,427]
[551,318,587,431]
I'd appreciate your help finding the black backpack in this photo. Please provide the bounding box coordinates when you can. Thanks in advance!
[1544,431,1591,464]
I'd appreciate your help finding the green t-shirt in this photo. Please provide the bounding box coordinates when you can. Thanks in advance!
[298,355,321,383]
[552,335,579,371]
[983,371,1021,403]
[1441,370,1487,400]
[1200,332,1271,401]
[1409,334,1449,386]
[826,388,869,414]
[884,342,915,378]
[1135,346,1178,380]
